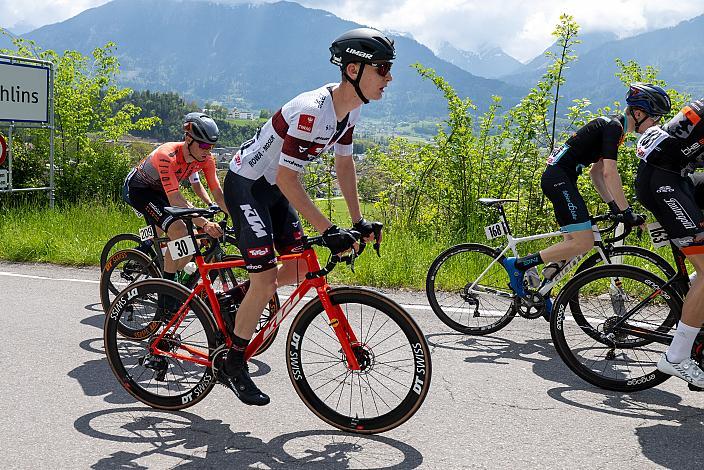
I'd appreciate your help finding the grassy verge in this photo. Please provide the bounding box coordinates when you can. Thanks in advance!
[0,201,144,266]
[0,200,677,290]
[0,200,452,289]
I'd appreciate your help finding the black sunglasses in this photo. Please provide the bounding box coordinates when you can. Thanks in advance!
[369,62,392,77]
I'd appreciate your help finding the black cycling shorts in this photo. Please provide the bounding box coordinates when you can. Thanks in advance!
[636,162,704,252]
[541,164,592,232]
[223,171,304,273]
[124,172,175,232]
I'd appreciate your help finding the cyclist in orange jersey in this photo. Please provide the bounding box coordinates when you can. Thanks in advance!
[123,113,227,281]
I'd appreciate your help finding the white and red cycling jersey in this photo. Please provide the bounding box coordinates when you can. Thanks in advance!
[229,83,360,184]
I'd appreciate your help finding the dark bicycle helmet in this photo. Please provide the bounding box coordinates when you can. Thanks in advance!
[183,112,219,144]
[626,83,672,117]
[330,28,395,104]
[330,27,395,66]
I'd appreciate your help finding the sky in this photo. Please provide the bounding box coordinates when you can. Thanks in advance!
[2,0,704,62]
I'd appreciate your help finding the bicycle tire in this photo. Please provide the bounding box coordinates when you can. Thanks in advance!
[287,287,432,434]
[577,244,680,293]
[100,249,162,338]
[426,243,515,335]
[100,233,153,271]
[104,278,219,409]
[550,264,681,392]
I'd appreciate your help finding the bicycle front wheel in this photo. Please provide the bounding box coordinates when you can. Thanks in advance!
[426,243,514,334]
[104,279,219,409]
[287,288,432,434]
[551,265,681,392]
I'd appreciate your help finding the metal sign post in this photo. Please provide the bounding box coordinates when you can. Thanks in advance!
[0,54,55,207]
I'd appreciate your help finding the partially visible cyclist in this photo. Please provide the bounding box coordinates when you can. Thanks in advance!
[502,83,667,300]
[634,95,704,387]
[218,28,392,406]
[122,112,228,284]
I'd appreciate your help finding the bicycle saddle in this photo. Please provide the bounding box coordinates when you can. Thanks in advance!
[477,198,519,207]
[163,206,215,219]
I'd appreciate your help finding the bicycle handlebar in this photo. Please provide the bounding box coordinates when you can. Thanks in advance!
[304,223,383,278]
[592,212,645,244]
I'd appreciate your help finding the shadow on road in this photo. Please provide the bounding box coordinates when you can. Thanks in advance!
[81,313,105,330]
[426,331,572,386]
[548,385,704,468]
[75,407,424,469]
[427,331,704,468]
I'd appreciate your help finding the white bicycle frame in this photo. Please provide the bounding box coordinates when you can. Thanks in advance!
[471,205,615,297]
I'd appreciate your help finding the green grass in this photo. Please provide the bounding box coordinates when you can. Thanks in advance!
[0,200,679,290]
[0,201,144,266]
[0,200,451,289]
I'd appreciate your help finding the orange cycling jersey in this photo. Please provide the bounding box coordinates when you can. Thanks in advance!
[130,142,219,194]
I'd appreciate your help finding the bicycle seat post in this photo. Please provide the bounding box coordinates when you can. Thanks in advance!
[496,204,513,238]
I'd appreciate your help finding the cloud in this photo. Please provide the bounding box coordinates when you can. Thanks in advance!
[1,0,702,62]
[294,0,704,61]
[0,0,111,31]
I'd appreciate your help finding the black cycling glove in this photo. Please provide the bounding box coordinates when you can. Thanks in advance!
[607,200,621,215]
[353,218,380,238]
[321,225,357,254]
[619,207,645,227]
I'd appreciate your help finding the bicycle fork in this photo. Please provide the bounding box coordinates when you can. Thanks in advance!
[318,287,362,371]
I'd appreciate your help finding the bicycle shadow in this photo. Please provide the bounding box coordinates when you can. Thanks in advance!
[75,407,424,469]
[81,313,105,330]
[85,303,104,313]
[548,384,704,468]
[426,331,575,386]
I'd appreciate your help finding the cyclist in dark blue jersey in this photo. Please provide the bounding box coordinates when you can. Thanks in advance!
[503,83,669,301]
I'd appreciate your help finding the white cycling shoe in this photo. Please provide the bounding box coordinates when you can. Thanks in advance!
[657,354,704,387]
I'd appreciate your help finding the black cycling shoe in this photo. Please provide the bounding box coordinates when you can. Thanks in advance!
[218,363,270,406]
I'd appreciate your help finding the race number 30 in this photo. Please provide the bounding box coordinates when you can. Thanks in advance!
[167,236,197,260]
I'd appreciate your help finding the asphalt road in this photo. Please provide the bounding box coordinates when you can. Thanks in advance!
[1,260,702,469]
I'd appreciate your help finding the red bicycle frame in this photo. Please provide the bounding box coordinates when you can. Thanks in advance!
[150,245,363,370]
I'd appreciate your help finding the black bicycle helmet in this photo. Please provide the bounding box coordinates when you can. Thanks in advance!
[330,27,395,66]
[329,28,395,104]
[626,83,672,117]
[183,112,219,144]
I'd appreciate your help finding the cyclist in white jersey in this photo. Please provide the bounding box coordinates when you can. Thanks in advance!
[218,28,394,406]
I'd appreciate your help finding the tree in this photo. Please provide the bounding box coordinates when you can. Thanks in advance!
[0,29,159,202]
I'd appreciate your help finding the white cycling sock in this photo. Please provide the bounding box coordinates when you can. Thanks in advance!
[666,321,701,364]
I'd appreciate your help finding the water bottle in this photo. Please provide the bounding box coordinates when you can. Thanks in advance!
[178,261,198,286]
[524,267,541,289]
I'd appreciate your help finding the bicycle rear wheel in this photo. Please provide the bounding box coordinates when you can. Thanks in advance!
[100,233,155,271]
[104,279,219,409]
[100,249,161,336]
[551,265,681,392]
[287,288,431,434]
[426,243,514,334]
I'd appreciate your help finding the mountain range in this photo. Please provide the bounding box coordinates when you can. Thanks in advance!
[436,42,522,79]
[2,1,703,121]
[6,0,523,120]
